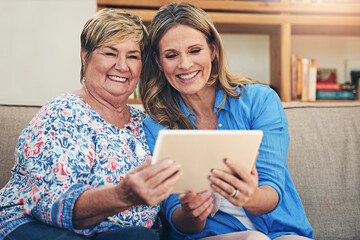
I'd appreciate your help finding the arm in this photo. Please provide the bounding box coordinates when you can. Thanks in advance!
[73,157,183,229]
[210,86,288,215]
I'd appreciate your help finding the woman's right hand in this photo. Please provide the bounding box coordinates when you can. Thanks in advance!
[172,191,213,233]
[115,157,183,207]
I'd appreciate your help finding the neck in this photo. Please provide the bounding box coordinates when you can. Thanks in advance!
[181,86,216,116]
[73,86,130,129]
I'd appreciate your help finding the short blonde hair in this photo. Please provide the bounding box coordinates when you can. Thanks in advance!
[80,8,148,83]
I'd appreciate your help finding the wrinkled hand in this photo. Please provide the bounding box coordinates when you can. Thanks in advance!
[209,158,259,208]
[178,191,213,223]
[116,157,183,207]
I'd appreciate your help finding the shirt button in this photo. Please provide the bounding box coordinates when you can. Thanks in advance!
[218,123,223,128]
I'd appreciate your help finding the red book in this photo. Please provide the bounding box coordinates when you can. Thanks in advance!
[316,82,341,91]
[317,68,337,83]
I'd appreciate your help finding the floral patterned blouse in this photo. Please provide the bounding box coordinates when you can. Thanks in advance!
[0,93,158,239]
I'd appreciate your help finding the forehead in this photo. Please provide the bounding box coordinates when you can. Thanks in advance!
[101,38,141,50]
[158,25,208,50]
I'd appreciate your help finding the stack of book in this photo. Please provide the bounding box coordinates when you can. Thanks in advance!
[291,54,357,101]
[316,68,356,100]
[291,54,318,101]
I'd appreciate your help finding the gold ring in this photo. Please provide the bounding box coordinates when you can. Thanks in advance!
[229,188,239,198]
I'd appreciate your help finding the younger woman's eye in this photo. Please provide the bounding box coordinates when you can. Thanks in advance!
[190,49,201,54]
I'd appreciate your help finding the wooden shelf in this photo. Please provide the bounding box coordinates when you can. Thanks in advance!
[127,98,142,105]
[98,0,360,14]
[97,0,360,102]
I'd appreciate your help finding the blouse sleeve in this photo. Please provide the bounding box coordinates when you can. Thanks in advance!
[16,103,96,232]
[248,85,290,205]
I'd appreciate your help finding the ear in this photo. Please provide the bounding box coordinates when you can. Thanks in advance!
[153,51,163,71]
[81,48,88,65]
[210,42,217,61]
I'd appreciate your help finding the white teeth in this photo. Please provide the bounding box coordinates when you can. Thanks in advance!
[178,71,198,80]
[108,75,127,82]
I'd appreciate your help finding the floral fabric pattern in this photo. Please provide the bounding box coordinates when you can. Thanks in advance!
[0,94,158,239]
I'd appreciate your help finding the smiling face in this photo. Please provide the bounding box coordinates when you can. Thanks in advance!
[82,38,142,107]
[155,24,216,98]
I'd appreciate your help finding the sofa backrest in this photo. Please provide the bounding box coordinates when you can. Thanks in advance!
[0,105,41,188]
[1,102,360,240]
[282,101,360,240]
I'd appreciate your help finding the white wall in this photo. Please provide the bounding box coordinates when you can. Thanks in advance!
[0,0,96,105]
[221,34,270,84]
[0,0,359,105]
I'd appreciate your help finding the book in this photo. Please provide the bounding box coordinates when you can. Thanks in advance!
[301,58,310,102]
[316,82,342,91]
[296,55,303,100]
[308,59,317,101]
[316,90,356,100]
[317,68,337,83]
[291,54,298,100]
[351,70,360,100]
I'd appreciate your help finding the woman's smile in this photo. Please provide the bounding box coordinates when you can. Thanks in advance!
[177,70,200,82]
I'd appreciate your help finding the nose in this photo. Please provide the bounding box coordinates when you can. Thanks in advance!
[178,54,193,70]
[115,56,129,72]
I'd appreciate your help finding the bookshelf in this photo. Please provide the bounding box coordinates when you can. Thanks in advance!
[97,0,360,102]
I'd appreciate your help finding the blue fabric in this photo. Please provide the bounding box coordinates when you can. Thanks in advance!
[143,84,314,240]
[4,220,159,240]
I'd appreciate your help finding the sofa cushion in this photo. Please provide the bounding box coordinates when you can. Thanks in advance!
[0,105,41,188]
[282,101,360,240]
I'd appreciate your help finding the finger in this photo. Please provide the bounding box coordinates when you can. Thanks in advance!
[146,161,182,188]
[179,191,197,204]
[224,158,251,180]
[182,192,213,217]
[136,158,179,182]
[149,169,184,204]
[181,191,211,211]
[189,196,214,221]
[210,183,245,207]
[210,169,244,195]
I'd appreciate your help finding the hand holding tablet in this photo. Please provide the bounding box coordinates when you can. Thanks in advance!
[152,130,263,193]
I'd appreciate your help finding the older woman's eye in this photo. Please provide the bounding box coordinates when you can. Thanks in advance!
[129,55,140,59]
[105,52,116,56]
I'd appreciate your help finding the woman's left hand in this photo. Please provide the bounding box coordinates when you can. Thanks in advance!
[209,158,259,208]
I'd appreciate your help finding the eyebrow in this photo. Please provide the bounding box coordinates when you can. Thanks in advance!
[161,44,204,54]
[103,46,141,54]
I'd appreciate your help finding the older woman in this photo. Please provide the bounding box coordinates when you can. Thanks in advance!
[0,9,182,240]
[140,2,313,240]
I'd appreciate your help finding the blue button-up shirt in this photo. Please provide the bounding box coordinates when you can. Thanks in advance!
[143,84,314,240]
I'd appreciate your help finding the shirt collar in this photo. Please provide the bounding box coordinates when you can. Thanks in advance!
[178,89,230,121]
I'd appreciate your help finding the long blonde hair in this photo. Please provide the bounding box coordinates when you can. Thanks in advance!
[140,2,257,129]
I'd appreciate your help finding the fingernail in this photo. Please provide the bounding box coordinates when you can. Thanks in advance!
[167,159,174,164]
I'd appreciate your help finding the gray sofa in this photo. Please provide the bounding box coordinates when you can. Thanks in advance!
[1,102,360,240]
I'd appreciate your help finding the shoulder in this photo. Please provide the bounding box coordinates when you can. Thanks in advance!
[39,93,88,116]
[143,115,167,134]
[239,84,277,100]
[231,84,281,108]
[128,105,146,120]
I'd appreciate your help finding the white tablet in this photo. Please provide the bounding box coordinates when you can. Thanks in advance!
[152,129,263,193]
